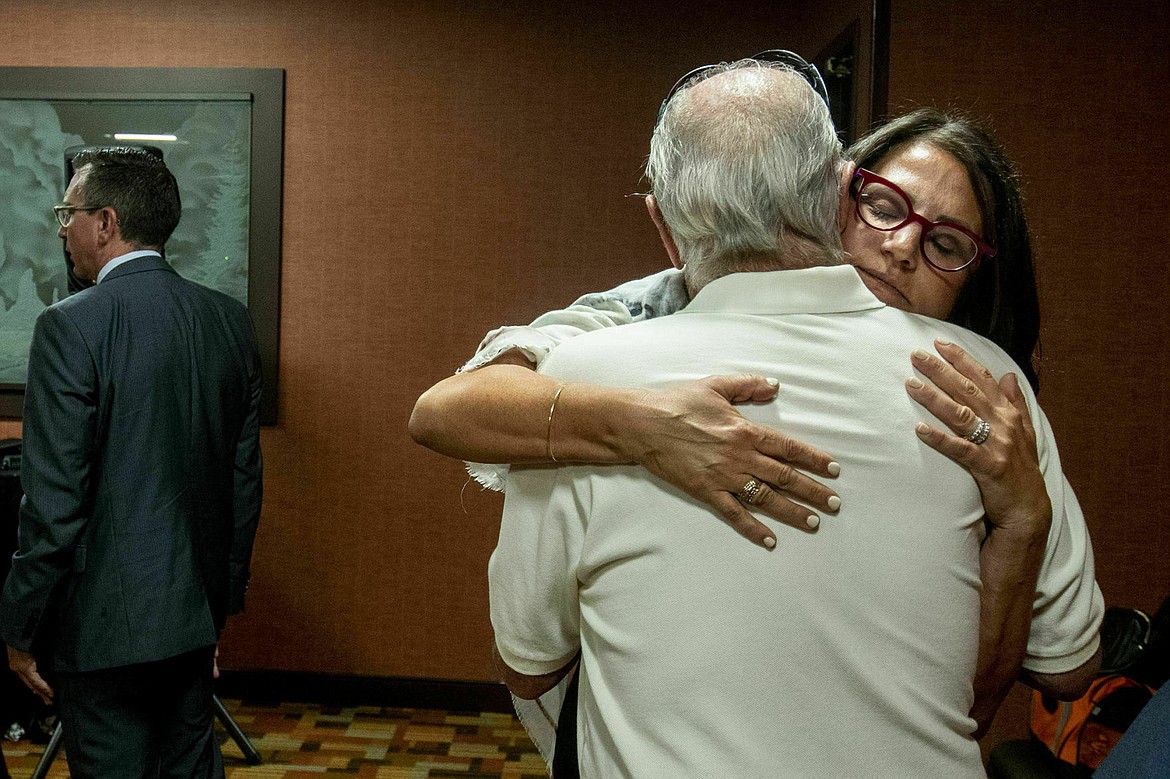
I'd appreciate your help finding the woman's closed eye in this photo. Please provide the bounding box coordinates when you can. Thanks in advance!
[860,194,901,224]
[928,230,965,257]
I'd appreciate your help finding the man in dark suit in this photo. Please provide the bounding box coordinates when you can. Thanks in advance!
[0,146,263,778]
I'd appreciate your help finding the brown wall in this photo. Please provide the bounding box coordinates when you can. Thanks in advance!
[0,0,826,680]
[886,0,1170,746]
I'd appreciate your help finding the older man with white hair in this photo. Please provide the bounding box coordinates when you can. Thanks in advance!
[487,58,1093,776]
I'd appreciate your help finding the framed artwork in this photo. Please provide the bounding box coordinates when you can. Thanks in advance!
[0,67,283,424]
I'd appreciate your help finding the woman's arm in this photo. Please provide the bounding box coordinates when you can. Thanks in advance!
[906,340,1100,738]
[414,269,839,549]
[411,353,842,549]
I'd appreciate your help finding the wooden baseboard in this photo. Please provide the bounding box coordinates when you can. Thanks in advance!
[215,670,514,713]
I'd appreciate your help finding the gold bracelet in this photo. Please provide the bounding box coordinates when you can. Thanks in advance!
[546,385,565,463]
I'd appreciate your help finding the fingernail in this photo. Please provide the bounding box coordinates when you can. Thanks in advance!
[912,349,930,361]
[763,536,776,549]
[827,495,841,511]
[807,515,820,529]
[765,377,780,388]
[827,461,841,477]
[915,422,930,436]
[936,339,952,346]
[906,377,924,389]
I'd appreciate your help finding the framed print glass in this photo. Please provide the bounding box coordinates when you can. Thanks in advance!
[0,67,283,423]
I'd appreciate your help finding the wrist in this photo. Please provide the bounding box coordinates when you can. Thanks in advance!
[986,490,1052,538]
[984,517,1051,558]
[546,385,566,462]
[981,512,1049,585]
[551,384,646,465]
[607,388,683,467]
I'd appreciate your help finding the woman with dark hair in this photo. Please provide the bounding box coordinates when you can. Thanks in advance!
[410,107,1098,757]
[847,109,1041,390]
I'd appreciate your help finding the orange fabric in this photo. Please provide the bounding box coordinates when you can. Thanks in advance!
[1031,676,1154,769]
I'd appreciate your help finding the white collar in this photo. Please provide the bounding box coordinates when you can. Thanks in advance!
[95,250,162,284]
[680,265,886,317]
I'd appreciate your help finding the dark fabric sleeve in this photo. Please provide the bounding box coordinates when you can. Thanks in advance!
[227,322,263,616]
[0,306,98,651]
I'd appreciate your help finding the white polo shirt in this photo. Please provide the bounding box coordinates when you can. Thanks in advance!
[489,266,1102,777]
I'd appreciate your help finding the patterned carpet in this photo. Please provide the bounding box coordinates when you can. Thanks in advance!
[1,700,548,778]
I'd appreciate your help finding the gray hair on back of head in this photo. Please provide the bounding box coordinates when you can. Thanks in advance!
[646,58,845,290]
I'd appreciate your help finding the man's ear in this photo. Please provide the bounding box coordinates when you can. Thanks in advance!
[837,161,858,235]
[95,207,120,246]
[645,195,682,270]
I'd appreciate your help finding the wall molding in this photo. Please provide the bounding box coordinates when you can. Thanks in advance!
[216,670,514,713]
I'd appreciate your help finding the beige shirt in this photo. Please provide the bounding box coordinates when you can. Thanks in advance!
[490,266,1102,777]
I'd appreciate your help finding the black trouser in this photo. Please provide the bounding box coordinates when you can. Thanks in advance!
[55,646,223,779]
[552,669,580,779]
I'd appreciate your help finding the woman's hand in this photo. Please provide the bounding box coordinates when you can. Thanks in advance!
[624,374,841,550]
[905,340,1059,735]
[905,340,1051,534]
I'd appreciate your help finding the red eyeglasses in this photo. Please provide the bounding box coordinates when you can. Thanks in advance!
[851,168,996,272]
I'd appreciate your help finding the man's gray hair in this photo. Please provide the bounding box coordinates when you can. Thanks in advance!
[646,59,846,289]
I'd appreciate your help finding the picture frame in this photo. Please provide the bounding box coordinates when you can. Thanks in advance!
[0,66,284,424]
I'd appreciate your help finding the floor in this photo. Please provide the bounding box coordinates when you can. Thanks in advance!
[1,700,549,778]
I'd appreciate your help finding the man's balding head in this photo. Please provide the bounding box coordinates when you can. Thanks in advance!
[646,60,845,292]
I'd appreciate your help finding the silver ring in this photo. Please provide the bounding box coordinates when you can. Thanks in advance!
[963,418,991,445]
[736,478,763,504]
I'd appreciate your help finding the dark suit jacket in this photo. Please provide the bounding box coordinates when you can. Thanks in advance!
[0,255,262,673]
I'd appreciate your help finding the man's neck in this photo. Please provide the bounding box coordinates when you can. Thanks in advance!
[684,245,844,298]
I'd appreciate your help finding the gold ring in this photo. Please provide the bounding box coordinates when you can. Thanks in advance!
[736,478,762,504]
